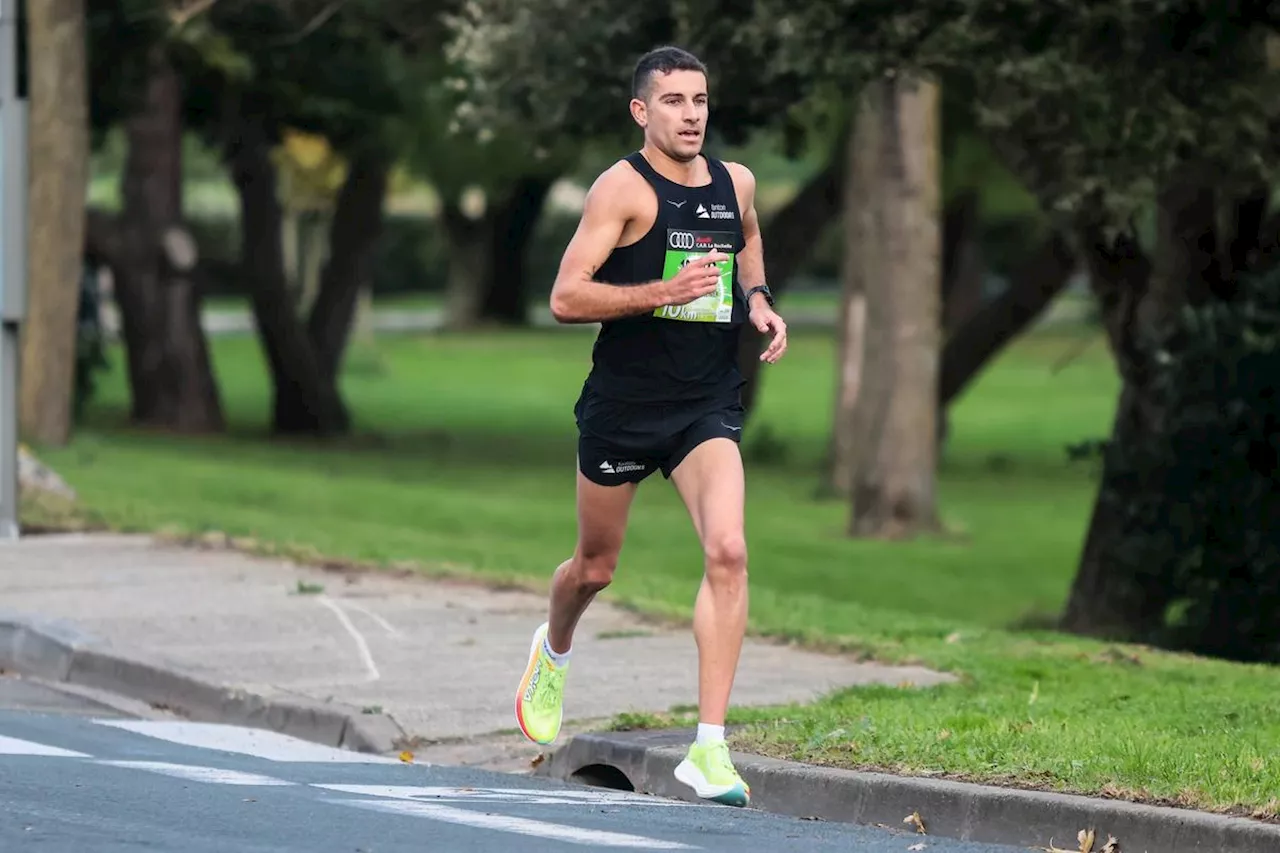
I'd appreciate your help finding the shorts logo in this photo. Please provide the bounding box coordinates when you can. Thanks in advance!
[668,231,697,250]
[599,460,646,475]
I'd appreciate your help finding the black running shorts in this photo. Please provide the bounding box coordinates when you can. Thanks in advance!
[574,390,745,487]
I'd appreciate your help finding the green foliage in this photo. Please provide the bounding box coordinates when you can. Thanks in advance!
[1102,263,1280,663]
[444,0,678,146]
[396,53,573,200]
[442,0,846,155]
[86,0,169,143]
[749,0,1280,228]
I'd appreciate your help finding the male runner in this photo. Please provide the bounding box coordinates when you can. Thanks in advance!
[514,45,787,808]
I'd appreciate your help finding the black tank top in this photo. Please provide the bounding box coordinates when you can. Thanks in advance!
[583,152,747,406]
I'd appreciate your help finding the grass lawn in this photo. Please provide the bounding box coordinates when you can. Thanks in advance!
[30,323,1280,820]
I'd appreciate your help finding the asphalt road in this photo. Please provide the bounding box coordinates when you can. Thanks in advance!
[0,676,1029,853]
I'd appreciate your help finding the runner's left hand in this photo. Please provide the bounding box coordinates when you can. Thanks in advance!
[750,303,788,363]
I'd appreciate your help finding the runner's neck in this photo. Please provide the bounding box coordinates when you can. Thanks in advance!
[639,144,709,187]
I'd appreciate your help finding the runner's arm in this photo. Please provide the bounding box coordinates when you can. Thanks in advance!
[727,162,768,311]
[548,170,673,324]
[729,161,788,363]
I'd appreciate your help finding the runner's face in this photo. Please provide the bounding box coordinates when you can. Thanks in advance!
[633,70,708,162]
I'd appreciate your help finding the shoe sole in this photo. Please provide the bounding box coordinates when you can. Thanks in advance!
[515,622,559,746]
[674,758,750,807]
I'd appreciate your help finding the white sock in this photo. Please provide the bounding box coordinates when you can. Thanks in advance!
[543,635,571,667]
[696,723,725,746]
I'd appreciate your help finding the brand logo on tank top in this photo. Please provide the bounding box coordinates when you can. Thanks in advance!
[695,202,734,220]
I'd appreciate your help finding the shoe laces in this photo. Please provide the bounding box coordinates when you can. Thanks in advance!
[706,740,736,775]
[533,663,565,712]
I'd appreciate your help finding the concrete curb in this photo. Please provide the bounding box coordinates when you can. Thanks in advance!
[536,729,1280,853]
[0,612,406,755]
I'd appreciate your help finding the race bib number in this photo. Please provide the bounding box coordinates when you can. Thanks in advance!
[654,229,736,323]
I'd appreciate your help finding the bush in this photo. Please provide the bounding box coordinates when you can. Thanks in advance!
[1107,264,1280,662]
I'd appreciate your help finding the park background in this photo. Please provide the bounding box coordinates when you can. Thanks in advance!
[9,0,1280,826]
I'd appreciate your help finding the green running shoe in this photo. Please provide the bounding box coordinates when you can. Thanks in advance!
[674,739,751,807]
[515,622,568,745]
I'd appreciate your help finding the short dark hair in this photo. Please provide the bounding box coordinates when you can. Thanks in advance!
[631,46,707,101]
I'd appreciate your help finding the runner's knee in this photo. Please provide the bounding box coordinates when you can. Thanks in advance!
[574,548,619,591]
[703,533,747,581]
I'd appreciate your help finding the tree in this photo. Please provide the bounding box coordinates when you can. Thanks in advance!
[833,73,943,538]
[754,0,1280,655]
[399,56,570,329]
[84,0,225,433]
[20,0,91,446]
[177,0,446,434]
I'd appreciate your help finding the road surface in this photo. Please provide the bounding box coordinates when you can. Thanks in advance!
[0,675,1027,853]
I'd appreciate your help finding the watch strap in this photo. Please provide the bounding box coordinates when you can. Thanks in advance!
[745,285,774,306]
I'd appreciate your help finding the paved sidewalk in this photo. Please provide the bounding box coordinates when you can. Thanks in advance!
[0,533,952,766]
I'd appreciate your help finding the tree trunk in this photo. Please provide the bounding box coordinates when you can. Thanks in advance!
[226,113,348,436]
[848,74,943,539]
[481,175,553,325]
[738,153,846,415]
[442,203,491,329]
[825,105,875,498]
[108,48,223,433]
[442,176,553,329]
[306,150,390,384]
[19,0,89,447]
[1059,180,1215,638]
[940,190,985,336]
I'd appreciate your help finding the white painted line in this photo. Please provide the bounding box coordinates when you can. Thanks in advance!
[0,735,90,758]
[318,596,381,682]
[334,797,697,850]
[342,600,402,637]
[92,720,403,764]
[96,761,295,786]
[314,784,693,808]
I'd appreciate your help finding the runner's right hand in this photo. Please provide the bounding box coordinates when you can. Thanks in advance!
[663,252,727,304]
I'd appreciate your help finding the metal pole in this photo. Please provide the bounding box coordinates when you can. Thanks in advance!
[0,322,16,541]
[0,0,27,542]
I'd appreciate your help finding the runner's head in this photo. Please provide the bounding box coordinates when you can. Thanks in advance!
[629,46,708,163]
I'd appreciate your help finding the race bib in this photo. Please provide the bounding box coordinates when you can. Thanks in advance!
[654,229,736,323]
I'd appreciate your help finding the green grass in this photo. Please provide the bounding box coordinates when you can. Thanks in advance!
[33,324,1280,820]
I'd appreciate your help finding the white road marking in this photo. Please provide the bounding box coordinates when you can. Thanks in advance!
[341,600,402,637]
[318,595,381,682]
[96,760,296,786]
[334,798,697,849]
[92,720,403,764]
[313,784,693,808]
[0,734,90,757]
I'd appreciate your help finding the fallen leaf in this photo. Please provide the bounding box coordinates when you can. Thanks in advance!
[529,753,546,769]
[903,812,926,834]
[1100,835,1120,853]
[399,751,414,763]
[936,729,952,742]
[1040,828,1102,853]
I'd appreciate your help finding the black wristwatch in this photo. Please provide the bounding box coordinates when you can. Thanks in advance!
[745,284,774,306]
